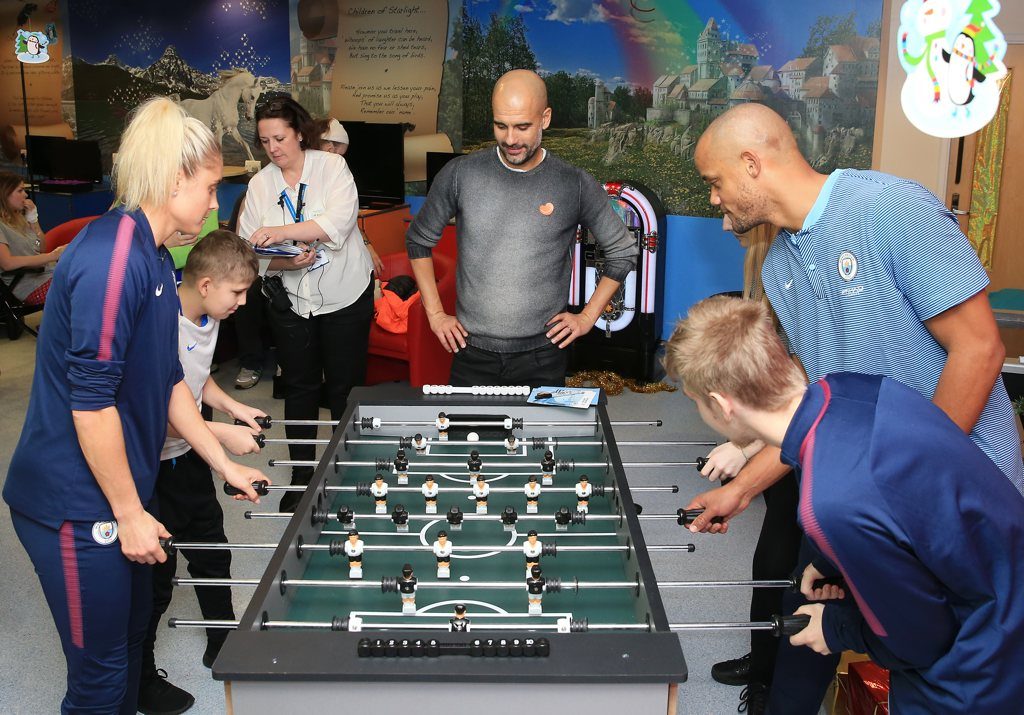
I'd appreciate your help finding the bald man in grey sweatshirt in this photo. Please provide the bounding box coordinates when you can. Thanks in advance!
[406,70,637,387]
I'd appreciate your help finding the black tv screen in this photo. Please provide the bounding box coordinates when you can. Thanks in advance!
[27,135,102,182]
[340,121,404,208]
[426,151,462,192]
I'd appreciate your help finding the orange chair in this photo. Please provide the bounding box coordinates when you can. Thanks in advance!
[44,215,100,252]
[366,251,457,387]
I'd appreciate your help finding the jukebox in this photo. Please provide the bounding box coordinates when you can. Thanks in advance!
[568,182,666,381]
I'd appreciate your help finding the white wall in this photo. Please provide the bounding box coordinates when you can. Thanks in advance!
[874,0,1023,195]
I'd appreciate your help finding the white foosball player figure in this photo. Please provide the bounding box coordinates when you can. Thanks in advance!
[523,530,543,578]
[471,474,490,514]
[436,412,450,441]
[412,433,428,454]
[541,450,556,486]
[398,563,417,614]
[449,603,470,632]
[575,475,593,514]
[371,474,389,514]
[344,529,364,579]
[504,432,520,454]
[527,565,546,615]
[421,475,439,514]
[394,449,409,485]
[524,475,542,514]
[434,530,453,579]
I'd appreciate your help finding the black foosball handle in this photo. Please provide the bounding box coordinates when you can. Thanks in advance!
[676,508,725,526]
[695,456,736,486]
[159,537,175,555]
[235,415,273,429]
[787,576,846,592]
[771,614,812,637]
[223,480,271,497]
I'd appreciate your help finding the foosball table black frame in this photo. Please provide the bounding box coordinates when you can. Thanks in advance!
[213,385,688,714]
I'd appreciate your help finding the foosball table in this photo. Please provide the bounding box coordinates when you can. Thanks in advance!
[167,385,812,714]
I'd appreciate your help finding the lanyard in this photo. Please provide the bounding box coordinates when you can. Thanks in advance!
[280,183,306,223]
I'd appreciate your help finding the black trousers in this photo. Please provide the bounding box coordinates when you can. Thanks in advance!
[748,470,803,686]
[144,449,234,671]
[450,343,568,388]
[767,537,842,714]
[233,277,268,370]
[268,280,373,484]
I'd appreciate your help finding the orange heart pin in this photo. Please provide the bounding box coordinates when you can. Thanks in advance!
[539,202,554,216]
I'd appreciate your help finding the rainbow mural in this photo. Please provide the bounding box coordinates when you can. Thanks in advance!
[464,0,884,215]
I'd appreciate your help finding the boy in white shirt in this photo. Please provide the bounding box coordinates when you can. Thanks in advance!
[140,231,268,713]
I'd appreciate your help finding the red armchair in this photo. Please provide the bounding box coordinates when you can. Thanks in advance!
[366,251,457,387]
[44,215,99,252]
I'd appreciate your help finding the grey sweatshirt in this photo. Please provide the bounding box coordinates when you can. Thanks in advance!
[406,148,637,352]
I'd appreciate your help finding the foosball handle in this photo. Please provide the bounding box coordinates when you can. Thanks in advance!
[812,576,845,591]
[676,508,725,526]
[771,614,812,637]
[159,537,176,555]
[695,457,736,486]
[223,480,271,497]
[236,415,273,429]
[253,433,265,448]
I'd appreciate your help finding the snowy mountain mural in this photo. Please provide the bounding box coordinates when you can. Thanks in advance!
[66,0,291,168]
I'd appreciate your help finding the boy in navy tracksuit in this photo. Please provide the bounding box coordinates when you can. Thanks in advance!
[665,296,1024,714]
[138,231,266,714]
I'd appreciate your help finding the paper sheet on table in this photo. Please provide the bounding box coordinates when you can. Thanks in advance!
[527,387,600,409]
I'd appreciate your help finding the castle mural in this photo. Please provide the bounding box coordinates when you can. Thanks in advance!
[463,1,884,216]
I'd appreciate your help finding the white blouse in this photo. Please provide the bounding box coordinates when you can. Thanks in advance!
[239,149,373,317]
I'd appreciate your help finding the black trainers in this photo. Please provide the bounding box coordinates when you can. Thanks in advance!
[137,668,195,715]
[712,652,752,686]
[737,682,768,714]
[203,634,228,668]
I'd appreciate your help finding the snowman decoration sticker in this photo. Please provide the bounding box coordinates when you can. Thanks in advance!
[898,0,1007,138]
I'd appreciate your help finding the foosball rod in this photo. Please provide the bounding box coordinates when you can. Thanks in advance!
[265,438,717,447]
[245,417,663,428]
[168,615,811,636]
[267,459,702,469]
[246,511,628,522]
[224,481,678,495]
[162,540,696,555]
[173,576,801,591]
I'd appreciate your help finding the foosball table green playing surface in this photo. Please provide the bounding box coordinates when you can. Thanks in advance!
[192,387,692,714]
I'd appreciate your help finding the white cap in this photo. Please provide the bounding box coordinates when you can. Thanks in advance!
[323,118,349,145]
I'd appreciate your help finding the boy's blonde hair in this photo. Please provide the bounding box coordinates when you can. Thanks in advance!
[182,229,258,286]
[664,295,804,410]
[113,97,221,211]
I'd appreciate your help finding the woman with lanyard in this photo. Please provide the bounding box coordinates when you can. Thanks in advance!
[4,97,266,713]
[244,97,374,512]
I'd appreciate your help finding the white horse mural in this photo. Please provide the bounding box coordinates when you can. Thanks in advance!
[181,69,261,162]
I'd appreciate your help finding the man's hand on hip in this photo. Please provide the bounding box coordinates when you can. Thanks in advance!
[546,311,596,349]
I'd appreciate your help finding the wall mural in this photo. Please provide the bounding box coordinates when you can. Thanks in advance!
[65,0,292,169]
[462,0,884,216]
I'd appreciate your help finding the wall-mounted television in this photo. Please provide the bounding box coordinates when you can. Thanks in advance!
[426,151,463,192]
[27,135,103,183]
[340,121,404,209]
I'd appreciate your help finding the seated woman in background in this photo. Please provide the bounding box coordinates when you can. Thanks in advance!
[0,171,65,304]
